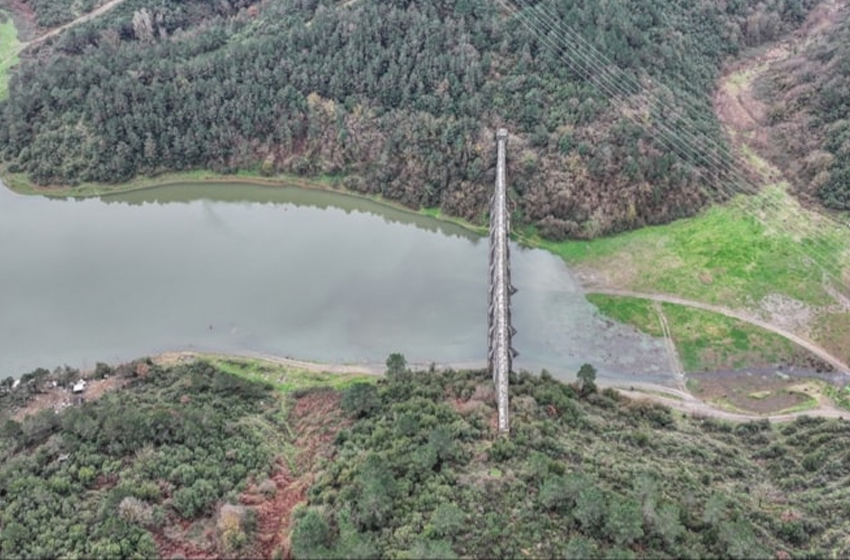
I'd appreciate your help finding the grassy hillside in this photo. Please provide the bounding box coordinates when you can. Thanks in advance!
[0,0,821,237]
[0,357,369,558]
[529,184,850,364]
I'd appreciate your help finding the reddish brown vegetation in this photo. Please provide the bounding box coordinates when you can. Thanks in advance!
[3,0,39,39]
[152,389,351,559]
[290,389,351,475]
[154,525,219,560]
[239,460,303,559]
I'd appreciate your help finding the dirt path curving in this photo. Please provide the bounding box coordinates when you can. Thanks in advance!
[589,1,850,423]
[588,288,850,375]
[7,0,129,54]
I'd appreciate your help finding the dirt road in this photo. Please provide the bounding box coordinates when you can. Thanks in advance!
[652,300,685,388]
[18,0,128,50]
[162,350,850,424]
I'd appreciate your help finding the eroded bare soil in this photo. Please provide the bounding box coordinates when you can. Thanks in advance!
[152,389,349,559]
[11,375,129,421]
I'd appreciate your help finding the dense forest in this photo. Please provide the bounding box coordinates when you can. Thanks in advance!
[19,0,109,28]
[3,356,850,558]
[756,13,850,210]
[0,0,821,238]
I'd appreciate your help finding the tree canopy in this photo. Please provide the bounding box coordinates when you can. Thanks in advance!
[0,0,821,238]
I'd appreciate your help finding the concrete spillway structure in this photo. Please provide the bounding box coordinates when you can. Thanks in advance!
[488,128,517,434]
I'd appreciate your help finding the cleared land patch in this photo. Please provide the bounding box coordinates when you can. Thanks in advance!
[530,182,850,364]
[688,372,830,415]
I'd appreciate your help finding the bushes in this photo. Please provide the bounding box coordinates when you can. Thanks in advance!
[341,383,379,418]
[7,357,836,558]
[0,361,277,558]
[355,454,397,530]
[292,359,850,557]
[171,478,217,518]
[487,439,518,462]
[605,498,645,546]
[291,508,332,559]
[538,474,573,514]
[624,400,676,429]
[426,503,465,538]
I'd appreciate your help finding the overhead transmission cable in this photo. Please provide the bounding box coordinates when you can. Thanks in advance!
[511,0,777,198]
[500,0,845,270]
[508,0,787,200]
[504,0,750,186]
[502,0,846,272]
[494,0,848,287]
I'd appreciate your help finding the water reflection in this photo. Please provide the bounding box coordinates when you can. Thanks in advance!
[1,181,672,385]
[101,183,483,243]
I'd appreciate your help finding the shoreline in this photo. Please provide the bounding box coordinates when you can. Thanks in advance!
[108,351,850,422]
[150,349,487,377]
[0,168,489,237]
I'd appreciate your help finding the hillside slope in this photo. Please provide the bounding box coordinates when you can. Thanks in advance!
[293,364,850,558]
[4,358,850,558]
[753,1,850,210]
[0,0,822,237]
[0,358,356,558]
[4,356,850,558]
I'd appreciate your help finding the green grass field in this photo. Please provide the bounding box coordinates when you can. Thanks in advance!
[206,355,376,393]
[526,185,849,309]
[586,294,664,337]
[660,302,801,372]
[0,13,21,99]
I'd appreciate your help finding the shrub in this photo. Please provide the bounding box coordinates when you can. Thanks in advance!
[341,383,380,418]
[171,478,217,518]
[605,498,645,546]
[539,475,572,513]
[291,508,333,559]
[574,485,606,534]
[427,503,465,538]
[577,364,598,396]
[488,439,517,462]
[118,497,154,527]
[216,504,249,552]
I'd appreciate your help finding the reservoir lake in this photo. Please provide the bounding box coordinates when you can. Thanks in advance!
[0,181,673,384]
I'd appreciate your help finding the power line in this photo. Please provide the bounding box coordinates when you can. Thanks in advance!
[507,0,845,242]
[494,0,849,289]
